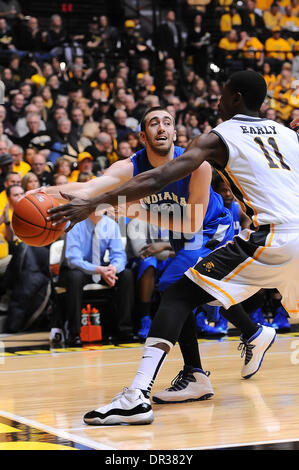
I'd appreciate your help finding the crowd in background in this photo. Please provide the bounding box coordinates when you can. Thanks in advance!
[0,0,297,345]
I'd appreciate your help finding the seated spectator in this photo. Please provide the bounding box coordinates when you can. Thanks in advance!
[69,151,96,182]
[280,5,299,39]
[84,132,111,172]
[127,132,143,153]
[263,3,283,32]
[117,140,132,160]
[237,30,264,69]
[48,117,84,164]
[77,171,94,183]
[176,134,189,148]
[31,152,53,186]
[218,29,242,71]
[53,156,72,182]
[0,150,13,191]
[220,6,242,33]
[0,171,21,211]
[18,113,51,150]
[0,104,15,137]
[42,14,67,56]
[265,27,293,73]
[263,62,277,91]
[198,94,220,127]
[0,201,13,285]
[58,212,135,345]
[15,103,47,138]
[0,121,13,149]
[21,171,40,192]
[53,173,68,186]
[5,92,25,127]
[241,0,266,42]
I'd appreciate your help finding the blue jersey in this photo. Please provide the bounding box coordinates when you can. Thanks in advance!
[131,146,233,253]
[229,200,241,235]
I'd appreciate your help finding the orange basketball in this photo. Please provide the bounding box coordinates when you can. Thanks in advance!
[12,192,66,247]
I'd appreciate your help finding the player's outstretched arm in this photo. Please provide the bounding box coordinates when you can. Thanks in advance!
[47,133,227,231]
[27,158,133,202]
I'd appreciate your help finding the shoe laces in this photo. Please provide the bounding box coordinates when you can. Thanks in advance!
[238,339,255,365]
[167,369,209,391]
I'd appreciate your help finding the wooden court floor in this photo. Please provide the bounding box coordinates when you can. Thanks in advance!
[1,331,299,451]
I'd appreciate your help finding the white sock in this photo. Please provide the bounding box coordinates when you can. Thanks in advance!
[129,346,167,394]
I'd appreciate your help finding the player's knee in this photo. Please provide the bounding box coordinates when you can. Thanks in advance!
[145,336,174,353]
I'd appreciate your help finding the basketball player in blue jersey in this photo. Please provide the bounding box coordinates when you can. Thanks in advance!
[45,70,299,426]
[33,106,242,405]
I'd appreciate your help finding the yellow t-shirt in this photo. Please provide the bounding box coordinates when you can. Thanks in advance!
[263,11,283,29]
[265,37,293,60]
[280,14,299,30]
[242,37,264,59]
[0,207,14,258]
[13,161,31,178]
[69,170,96,182]
[256,0,273,10]
[0,191,7,213]
[263,73,277,90]
[220,13,242,32]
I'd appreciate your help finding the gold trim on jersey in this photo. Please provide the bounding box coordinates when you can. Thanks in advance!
[189,267,236,305]
[224,224,275,282]
[225,167,259,227]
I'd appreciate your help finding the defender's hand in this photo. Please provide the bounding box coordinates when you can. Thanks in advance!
[47,192,96,232]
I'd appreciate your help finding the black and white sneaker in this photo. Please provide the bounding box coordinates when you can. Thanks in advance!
[152,366,214,404]
[83,388,154,425]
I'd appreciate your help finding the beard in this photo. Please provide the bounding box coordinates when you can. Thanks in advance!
[147,139,173,156]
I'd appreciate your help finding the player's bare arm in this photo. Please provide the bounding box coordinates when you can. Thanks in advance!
[48,133,227,230]
[29,158,134,202]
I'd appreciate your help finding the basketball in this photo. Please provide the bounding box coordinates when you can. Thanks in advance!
[12,192,66,247]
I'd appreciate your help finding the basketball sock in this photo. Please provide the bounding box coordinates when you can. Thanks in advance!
[221,303,259,340]
[178,312,202,369]
[129,346,167,394]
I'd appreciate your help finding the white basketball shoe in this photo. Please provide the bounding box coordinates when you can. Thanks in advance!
[152,366,214,404]
[238,325,276,379]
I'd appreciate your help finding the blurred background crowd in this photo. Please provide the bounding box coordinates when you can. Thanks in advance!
[0,0,297,346]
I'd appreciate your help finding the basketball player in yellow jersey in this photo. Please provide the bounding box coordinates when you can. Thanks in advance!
[48,71,299,425]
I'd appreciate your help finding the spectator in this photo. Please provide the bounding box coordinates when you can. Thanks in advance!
[263,3,283,32]
[21,171,40,192]
[53,156,72,181]
[219,6,242,33]
[113,109,132,143]
[59,212,135,345]
[155,10,184,65]
[48,117,83,164]
[0,150,13,191]
[6,92,25,127]
[127,132,143,153]
[117,140,132,160]
[186,13,210,78]
[15,103,46,138]
[31,152,53,186]
[241,0,266,41]
[69,151,96,182]
[43,14,67,56]
[18,113,51,150]
[53,173,68,186]
[10,144,30,177]
[265,27,293,73]
[0,121,13,149]
[84,132,111,172]
[0,170,21,210]
[237,30,264,69]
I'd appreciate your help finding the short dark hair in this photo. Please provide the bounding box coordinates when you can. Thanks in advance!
[140,106,174,132]
[228,70,267,111]
[6,184,23,198]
